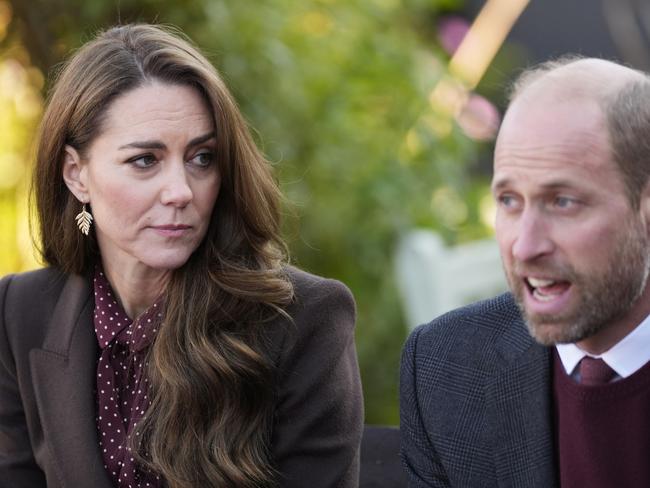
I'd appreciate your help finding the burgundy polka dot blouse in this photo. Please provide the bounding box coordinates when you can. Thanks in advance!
[93,268,163,488]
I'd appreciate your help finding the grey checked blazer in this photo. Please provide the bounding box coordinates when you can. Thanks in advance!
[400,293,558,488]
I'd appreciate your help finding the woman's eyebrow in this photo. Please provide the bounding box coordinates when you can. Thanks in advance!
[117,132,215,151]
[187,132,216,148]
[118,140,166,150]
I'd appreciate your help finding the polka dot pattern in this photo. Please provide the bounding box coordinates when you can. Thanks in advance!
[93,268,163,488]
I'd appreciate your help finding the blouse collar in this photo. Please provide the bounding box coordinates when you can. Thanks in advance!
[92,266,164,353]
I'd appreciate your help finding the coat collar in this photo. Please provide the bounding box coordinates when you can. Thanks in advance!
[29,272,113,488]
[485,314,558,488]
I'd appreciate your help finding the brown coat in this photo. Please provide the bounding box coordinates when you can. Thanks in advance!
[0,266,362,488]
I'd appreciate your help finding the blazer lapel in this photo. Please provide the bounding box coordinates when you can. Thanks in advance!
[29,273,113,488]
[485,318,557,488]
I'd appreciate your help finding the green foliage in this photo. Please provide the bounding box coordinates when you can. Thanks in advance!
[6,0,494,424]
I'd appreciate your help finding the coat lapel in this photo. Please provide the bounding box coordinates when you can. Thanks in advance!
[485,318,558,488]
[29,273,113,488]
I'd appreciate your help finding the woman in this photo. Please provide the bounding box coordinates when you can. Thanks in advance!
[0,24,362,488]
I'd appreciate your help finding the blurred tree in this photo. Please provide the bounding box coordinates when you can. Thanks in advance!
[0,1,42,274]
[4,0,494,424]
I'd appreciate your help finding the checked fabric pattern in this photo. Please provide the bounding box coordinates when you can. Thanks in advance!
[400,293,558,488]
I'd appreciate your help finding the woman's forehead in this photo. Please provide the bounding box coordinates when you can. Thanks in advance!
[97,83,214,141]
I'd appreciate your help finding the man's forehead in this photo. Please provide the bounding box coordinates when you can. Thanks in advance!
[504,85,604,127]
[490,58,645,193]
[495,96,609,159]
[491,95,621,190]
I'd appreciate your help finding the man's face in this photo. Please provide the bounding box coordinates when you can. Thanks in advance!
[492,95,650,347]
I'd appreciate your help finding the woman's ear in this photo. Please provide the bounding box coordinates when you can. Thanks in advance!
[62,145,89,202]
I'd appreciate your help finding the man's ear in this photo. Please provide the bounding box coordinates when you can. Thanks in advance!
[639,180,650,236]
[62,145,89,203]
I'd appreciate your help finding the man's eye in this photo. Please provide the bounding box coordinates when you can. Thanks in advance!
[128,154,157,169]
[554,196,576,208]
[189,151,214,168]
[497,194,517,208]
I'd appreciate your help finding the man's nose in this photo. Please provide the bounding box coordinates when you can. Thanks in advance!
[160,162,193,207]
[511,210,554,262]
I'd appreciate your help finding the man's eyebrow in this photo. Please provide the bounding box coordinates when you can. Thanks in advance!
[118,132,215,151]
[491,177,510,192]
[491,177,579,192]
[538,180,578,191]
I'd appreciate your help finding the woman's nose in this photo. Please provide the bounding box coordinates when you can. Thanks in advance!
[160,162,193,207]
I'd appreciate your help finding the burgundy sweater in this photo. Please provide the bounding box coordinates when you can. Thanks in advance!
[553,353,650,488]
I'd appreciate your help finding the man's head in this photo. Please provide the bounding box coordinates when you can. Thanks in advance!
[492,57,650,353]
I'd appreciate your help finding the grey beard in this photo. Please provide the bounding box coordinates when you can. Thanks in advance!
[508,227,650,346]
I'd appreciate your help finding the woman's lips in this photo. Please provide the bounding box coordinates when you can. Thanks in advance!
[150,224,192,237]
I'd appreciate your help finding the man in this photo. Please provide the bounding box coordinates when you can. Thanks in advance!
[400,56,650,488]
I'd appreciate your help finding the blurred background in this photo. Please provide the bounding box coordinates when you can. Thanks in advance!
[1,0,647,425]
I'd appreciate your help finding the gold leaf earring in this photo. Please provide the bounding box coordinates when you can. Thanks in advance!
[75,203,93,235]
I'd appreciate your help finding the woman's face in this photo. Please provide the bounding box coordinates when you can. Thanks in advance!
[65,82,220,274]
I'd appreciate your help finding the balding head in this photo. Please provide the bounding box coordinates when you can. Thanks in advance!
[501,56,650,208]
[509,57,643,105]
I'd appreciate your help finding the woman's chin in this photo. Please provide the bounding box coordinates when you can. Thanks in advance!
[137,251,194,272]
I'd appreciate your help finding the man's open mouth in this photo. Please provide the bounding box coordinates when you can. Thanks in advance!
[526,277,572,302]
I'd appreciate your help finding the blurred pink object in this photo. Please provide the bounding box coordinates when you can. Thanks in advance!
[438,16,470,55]
[456,93,501,141]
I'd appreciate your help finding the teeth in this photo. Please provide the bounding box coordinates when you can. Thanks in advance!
[533,289,557,302]
[528,277,555,288]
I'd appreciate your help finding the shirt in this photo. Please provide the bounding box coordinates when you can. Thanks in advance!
[93,267,163,488]
[556,313,650,380]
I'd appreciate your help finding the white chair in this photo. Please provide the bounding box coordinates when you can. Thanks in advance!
[394,229,508,329]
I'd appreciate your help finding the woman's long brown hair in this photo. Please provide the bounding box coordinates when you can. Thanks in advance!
[32,24,293,487]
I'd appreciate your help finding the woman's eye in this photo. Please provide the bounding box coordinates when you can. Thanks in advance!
[128,154,157,169]
[189,151,214,168]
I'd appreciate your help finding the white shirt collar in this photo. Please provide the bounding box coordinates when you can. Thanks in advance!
[556,313,650,378]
